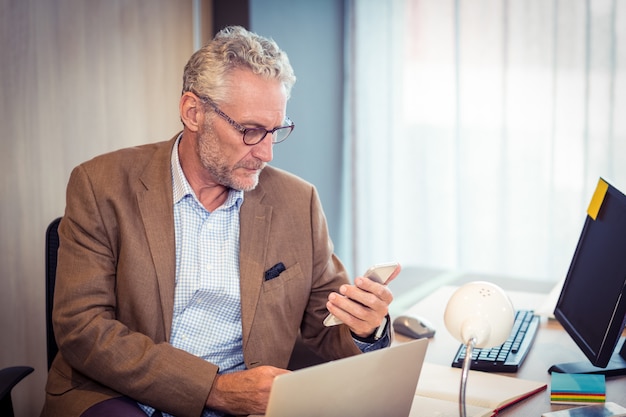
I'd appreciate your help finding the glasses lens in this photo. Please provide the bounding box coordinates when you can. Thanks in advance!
[242,122,295,145]
[273,125,294,144]
[243,129,267,145]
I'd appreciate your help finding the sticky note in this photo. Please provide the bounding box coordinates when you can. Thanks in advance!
[550,373,606,405]
[587,179,609,220]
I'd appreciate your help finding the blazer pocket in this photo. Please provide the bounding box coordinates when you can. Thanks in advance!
[262,262,302,292]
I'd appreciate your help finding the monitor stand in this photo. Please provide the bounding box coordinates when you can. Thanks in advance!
[548,337,626,377]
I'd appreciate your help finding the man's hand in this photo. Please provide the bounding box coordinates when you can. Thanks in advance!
[205,366,290,415]
[326,277,394,338]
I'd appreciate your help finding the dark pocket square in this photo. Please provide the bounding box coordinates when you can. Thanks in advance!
[264,262,286,281]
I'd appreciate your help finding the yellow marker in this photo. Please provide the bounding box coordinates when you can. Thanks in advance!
[587,178,609,220]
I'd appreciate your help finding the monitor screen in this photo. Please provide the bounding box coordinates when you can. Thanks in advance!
[552,178,626,375]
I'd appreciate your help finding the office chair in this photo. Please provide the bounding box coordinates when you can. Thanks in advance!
[45,217,62,370]
[0,366,34,417]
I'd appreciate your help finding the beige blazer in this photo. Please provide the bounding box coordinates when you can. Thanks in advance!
[41,135,361,417]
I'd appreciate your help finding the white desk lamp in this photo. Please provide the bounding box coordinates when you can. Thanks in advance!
[444,281,515,417]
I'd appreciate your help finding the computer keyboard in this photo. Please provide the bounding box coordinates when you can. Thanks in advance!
[451,309,540,372]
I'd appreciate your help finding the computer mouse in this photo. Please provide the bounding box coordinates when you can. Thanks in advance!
[392,314,436,339]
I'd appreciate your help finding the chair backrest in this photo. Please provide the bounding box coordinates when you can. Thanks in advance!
[45,217,62,370]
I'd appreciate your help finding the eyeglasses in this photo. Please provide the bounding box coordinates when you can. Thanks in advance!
[195,93,295,145]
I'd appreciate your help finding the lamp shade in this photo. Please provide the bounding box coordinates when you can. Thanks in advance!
[444,281,515,348]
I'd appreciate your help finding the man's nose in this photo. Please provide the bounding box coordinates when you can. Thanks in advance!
[252,135,274,162]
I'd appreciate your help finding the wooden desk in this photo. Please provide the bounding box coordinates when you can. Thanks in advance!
[393,282,626,416]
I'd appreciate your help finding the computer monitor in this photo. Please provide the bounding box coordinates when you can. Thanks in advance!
[550,178,626,376]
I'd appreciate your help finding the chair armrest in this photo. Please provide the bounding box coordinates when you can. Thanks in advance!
[0,366,34,399]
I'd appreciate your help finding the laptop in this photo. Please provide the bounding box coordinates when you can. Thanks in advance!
[260,339,428,417]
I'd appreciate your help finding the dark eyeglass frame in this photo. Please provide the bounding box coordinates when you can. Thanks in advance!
[194,93,295,145]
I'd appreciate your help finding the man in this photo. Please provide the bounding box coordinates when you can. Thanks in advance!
[41,26,393,417]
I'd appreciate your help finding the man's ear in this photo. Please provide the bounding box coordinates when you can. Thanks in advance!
[180,92,203,132]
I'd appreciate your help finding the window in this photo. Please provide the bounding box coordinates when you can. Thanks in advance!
[342,0,626,281]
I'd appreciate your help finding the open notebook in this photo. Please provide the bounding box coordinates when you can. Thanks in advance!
[257,338,428,417]
[411,362,547,417]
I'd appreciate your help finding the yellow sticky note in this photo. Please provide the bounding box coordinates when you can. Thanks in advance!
[587,178,609,220]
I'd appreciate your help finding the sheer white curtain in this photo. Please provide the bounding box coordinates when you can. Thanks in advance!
[341,0,626,282]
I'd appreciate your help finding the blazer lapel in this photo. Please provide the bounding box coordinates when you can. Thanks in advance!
[136,137,177,340]
[239,183,272,350]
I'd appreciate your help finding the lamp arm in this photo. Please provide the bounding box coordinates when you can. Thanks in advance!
[459,336,477,417]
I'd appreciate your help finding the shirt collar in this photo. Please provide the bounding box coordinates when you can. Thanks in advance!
[171,134,244,210]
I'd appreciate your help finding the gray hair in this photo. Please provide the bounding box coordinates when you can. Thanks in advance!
[182,26,296,103]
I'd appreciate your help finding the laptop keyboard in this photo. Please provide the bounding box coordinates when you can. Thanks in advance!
[451,309,539,372]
